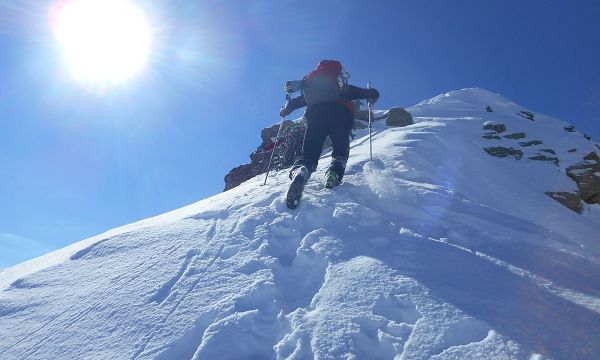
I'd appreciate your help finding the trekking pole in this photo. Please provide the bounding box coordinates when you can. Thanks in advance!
[367,81,373,161]
[263,94,291,186]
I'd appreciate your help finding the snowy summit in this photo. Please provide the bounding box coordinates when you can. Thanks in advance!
[1,88,599,359]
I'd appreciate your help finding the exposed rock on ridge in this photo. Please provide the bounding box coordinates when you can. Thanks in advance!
[566,152,600,205]
[480,115,599,213]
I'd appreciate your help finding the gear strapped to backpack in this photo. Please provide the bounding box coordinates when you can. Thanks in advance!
[285,60,349,106]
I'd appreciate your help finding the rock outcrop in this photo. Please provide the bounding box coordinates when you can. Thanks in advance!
[224,120,305,191]
[545,192,583,213]
[517,110,535,121]
[566,152,600,205]
[479,120,600,213]
[484,147,523,160]
[543,152,600,213]
[503,132,526,139]
[519,140,543,147]
[528,154,559,166]
[483,121,506,133]
[385,108,413,127]
[482,121,505,140]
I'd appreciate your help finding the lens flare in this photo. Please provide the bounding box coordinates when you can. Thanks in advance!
[51,0,152,85]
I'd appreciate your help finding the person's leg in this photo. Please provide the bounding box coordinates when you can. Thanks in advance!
[327,106,353,181]
[289,107,328,178]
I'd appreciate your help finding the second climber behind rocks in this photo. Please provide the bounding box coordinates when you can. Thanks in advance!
[280,60,380,209]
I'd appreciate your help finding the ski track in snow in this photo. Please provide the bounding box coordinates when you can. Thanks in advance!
[1,88,600,360]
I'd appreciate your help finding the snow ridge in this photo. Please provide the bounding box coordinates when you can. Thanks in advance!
[1,88,600,360]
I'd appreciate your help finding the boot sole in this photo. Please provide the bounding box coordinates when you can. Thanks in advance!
[286,175,306,209]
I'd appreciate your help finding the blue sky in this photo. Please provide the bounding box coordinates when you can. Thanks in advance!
[1,0,599,270]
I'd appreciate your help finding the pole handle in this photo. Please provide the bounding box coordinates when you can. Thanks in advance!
[367,81,374,107]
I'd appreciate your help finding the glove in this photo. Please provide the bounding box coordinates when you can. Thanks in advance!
[285,80,303,94]
[367,88,380,103]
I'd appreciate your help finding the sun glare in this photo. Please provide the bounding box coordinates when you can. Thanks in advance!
[51,0,152,85]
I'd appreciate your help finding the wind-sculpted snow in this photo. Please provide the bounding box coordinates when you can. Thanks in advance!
[1,88,600,359]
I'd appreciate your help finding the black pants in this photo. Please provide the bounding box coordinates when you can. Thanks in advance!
[293,102,353,180]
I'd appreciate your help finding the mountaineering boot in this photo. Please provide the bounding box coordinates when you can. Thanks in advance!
[325,156,345,189]
[325,169,340,189]
[286,166,309,209]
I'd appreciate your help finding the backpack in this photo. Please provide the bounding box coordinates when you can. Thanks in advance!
[286,60,348,106]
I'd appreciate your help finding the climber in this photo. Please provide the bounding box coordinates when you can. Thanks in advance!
[280,60,379,208]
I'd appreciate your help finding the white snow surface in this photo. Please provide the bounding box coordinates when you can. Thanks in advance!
[1,88,600,359]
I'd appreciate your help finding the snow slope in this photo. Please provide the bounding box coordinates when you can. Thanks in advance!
[1,88,600,360]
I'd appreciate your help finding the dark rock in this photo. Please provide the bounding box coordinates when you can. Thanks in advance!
[484,147,523,160]
[355,107,412,127]
[386,108,413,127]
[519,140,543,147]
[259,120,293,143]
[486,106,493,112]
[540,149,556,155]
[564,125,576,133]
[517,111,535,121]
[224,163,261,191]
[528,155,559,166]
[503,132,526,139]
[568,148,577,153]
[482,135,502,140]
[482,122,506,133]
[584,134,592,141]
[545,192,583,213]
[566,152,600,204]
[583,152,599,162]
[224,120,306,190]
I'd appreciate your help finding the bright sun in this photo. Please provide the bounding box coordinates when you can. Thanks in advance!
[52,0,152,85]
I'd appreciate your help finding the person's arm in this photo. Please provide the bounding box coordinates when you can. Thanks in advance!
[280,95,307,117]
[342,85,380,102]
